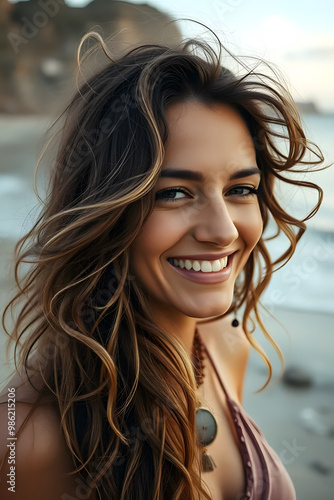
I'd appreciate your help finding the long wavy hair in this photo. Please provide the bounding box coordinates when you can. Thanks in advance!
[1,27,324,499]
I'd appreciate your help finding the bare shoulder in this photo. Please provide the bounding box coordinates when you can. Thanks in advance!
[197,313,250,403]
[0,400,78,499]
[0,400,66,464]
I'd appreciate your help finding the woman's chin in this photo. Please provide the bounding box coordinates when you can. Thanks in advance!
[181,301,233,320]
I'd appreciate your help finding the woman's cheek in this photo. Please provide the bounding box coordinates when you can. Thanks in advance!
[235,203,263,250]
[129,211,184,267]
[248,207,263,247]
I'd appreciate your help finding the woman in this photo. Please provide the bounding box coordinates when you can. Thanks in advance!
[0,28,324,500]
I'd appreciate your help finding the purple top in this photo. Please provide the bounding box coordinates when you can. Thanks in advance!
[203,342,297,500]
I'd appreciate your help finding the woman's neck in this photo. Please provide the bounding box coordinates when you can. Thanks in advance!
[148,301,198,356]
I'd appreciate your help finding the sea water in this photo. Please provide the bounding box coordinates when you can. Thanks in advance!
[262,114,334,314]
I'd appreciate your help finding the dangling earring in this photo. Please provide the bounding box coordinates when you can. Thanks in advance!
[231,296,239,327]
[231,315,239,327]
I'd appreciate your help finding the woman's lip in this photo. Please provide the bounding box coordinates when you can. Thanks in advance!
[167,253,235,284]
[167,252,234,261]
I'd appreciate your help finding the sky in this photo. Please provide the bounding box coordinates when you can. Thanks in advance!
[10,0,334,111]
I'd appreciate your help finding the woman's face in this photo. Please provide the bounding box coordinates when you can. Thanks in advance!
[129,101,263,322]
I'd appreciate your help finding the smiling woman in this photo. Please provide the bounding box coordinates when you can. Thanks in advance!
[0,26,324,500]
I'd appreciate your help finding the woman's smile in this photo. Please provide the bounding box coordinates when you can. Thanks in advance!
[166,252,236,284]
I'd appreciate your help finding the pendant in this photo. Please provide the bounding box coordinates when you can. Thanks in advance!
[196,407,218,472]
[202,448,217,472]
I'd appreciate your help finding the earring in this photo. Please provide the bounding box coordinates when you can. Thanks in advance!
[231,298,239,327]
[231,315,239,327]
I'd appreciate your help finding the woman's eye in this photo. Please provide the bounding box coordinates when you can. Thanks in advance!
[155,188,190,202]
[154,185,261,203]
[226,186,260,197]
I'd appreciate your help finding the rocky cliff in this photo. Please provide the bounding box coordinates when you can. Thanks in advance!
[0,0,181,113]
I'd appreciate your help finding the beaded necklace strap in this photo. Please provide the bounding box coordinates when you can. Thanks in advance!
[192,328,205,388]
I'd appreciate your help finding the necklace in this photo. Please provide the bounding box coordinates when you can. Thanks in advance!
[192,328,217,472]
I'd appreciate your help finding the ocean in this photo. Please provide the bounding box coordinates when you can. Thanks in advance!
[261,114,334,314]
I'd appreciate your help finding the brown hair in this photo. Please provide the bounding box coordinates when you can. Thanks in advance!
[1,27,324,499]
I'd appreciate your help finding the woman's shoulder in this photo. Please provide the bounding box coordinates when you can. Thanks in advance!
[0,368,62,462]
[0,377,78,499]
[1,399,62,455]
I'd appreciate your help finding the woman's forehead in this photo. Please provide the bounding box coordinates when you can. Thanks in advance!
[162,101,257,175]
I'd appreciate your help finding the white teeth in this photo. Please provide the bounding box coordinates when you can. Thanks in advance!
[192,260,201,271]
[201,261,212,273]
[221,257,228,268]
[185,259,192,270]
[169,256,229,272]
[212,259,221,272]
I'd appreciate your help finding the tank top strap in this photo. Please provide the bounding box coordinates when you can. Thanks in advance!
[198,331,234,403]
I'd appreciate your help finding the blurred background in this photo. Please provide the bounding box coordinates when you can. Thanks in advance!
[0,0,333,498]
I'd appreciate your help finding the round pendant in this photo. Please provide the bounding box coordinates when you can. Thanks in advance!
[195,407,218,447]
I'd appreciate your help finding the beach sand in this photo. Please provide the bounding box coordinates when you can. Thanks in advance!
[243,307,334,500]
[1,115,333,499]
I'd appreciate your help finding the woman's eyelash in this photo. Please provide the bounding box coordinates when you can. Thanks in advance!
[155,186,262,202]
[155,187,190,202]
[226,186,262,197]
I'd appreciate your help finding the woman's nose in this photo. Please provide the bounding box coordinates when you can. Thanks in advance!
[192,195,239,247]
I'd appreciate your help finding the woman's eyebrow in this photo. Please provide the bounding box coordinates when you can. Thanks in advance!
[159,167,261,181]
[230,167,261,180]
